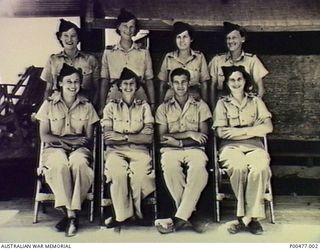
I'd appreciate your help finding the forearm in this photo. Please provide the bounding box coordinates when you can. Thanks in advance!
[162,131,190,140]
[127,133,153,144]
[145,79,155,104]
[200,81,209,103]
[210,81,217,111]
[44,82,53,100]
[159,81,168,103]
[100,78,110,112]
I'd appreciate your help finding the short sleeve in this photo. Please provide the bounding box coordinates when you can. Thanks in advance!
[212,100,228,128]
[199,100,212,122]
[86,102,100,125]
[199,53,210,82]
[144,49,154,80]
[143,103,154,124]
[40,56,54,84]
[252,55,269,83]
[255,97,272,121]
[35,100,50,121]
[100,49,110,79]
[155,104,168,125]
[157,54,169,82]
[101,102,114,128]
[208,55,219,86]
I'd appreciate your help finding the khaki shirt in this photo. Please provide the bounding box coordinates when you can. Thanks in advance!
[212,94,272,148]
[156,96,211,151]
[35,93,99,136]
[208,51,269,90]
[101,42,153,81]
[156,96,211,133]
[41,50,100,91]
[158,50,210,86]
[101,98,154,150]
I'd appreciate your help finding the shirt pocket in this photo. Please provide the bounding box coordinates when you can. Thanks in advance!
[112,114,124,133]
[185,114,199,131]
[131,116,144,133]
[71,112,89,134]
[49,113,66,135]
[167,115,180,133]
[227,111,240,127]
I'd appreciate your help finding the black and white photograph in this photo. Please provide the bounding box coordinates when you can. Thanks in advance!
[0,0,319,246]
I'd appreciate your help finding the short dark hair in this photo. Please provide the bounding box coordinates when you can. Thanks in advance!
[115,8,140,36]
[170,68,191,83]
[221,66,253,94]
[57,63,83,90]
[56,19,81,47]
[115,67,141,91]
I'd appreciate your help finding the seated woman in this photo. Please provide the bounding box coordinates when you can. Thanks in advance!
[101,67,155,228]
[158,21,210,104]
[212,65,273,235]
[35,63,99,237]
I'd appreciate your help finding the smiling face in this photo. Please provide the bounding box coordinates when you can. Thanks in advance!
[226,71,246,95]
[119,77,138,97]
[172,74,189,97]
[226,30,245,53]
[118,19,136,40]
[59,28,79,49]
[60,73,81,97]
[175,30,193,51]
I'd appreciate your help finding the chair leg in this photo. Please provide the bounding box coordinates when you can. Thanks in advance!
[33,201,40,224]
[216,200,220,222]
[269,201,275,224]
[89,199,94,223]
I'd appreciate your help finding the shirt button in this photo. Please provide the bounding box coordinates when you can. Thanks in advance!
[67,123,70,126]
[126,120,129,123]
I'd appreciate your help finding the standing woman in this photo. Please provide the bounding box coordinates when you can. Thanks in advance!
[41,19,100,108]
[158,22,210,104]
[100,8,155,113]
[36,63,99,237]
[212,65,273,235]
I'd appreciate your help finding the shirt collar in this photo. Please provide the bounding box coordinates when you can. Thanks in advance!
[170,49,197,64]
[225,50,245,63]
[57,49,83,59]
[113,42,140,52]
[168,95,197,106]
[52,91,88,106]
[118,98,143,107]
[225,93,252,108]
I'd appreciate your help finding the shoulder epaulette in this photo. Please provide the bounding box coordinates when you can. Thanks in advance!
[135,99,146,105]
[244,52,254,57]
[193,50,201,54]
[109,99,120,103]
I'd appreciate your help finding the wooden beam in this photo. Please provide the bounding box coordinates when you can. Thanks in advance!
[86,18,320,32]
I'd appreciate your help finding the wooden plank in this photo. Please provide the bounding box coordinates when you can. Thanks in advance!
[86,18,320,32]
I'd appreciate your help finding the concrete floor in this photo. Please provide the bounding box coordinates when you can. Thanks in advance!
[0,196,319,243]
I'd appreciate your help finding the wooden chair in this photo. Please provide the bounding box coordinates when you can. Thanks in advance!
[33,126,98,224]
[212,135,275,223]
[99,125,157,226]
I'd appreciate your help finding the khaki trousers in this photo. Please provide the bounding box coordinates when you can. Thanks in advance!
[219,145,271,219]
[42,147,93,211]
[161,148,208,221]
[104,147,155,222]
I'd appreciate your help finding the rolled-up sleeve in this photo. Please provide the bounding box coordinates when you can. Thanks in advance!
[35,100,50,121]
[157,54,169,82]
[100,50,110,79]
[212,100,228,128]
[199,101,212,122]
[155,104,167,125]
[252,55,269,82]
[144,49,154,80]
[40,56,54,84]
[101,102,114,128]
[256,97,272,121]
[86,103,100,125]
[199,53,210,82]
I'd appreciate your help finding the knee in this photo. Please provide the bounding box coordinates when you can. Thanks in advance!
[105,153,127,182]
[69,155,89,171]
[161,152,180,171]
